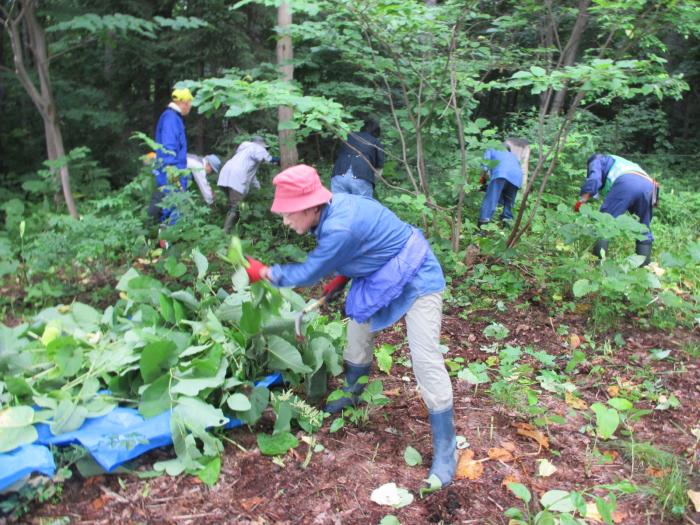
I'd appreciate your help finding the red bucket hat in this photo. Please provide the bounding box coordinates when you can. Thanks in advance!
[271,164,332,213]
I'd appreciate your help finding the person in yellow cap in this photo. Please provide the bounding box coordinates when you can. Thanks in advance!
[147,87,194,224]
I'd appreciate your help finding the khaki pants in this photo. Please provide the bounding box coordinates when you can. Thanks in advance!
[344,292,453,412]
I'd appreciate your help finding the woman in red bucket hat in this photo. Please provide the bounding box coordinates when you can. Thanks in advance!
[246,164,457,489]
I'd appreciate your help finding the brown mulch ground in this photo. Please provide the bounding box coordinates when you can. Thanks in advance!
[2,251,699,525]
[6,295,696,525]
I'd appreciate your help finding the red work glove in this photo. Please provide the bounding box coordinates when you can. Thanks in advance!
[479,174,487,185]
[322,275,349,301]
[245,256,268,283]
[573,200,584,213]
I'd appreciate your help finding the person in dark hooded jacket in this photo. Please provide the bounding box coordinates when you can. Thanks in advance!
[331,119,384,198]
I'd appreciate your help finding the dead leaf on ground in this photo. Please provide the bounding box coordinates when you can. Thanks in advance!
[569,333,581,349]
[488,447,514,462]
[645,466,672,478]
[90,495,108,511]
[514,422,549,449]
[565,391,588,410]
[456,449,485,480]
[384,388,401,397]
[501,474,521,487]
[584,501,626,523]
[501,441,517,452]
[687,490,700,512]
[537,458,557,477]
[240,496,265,511]
[606,385,620,397]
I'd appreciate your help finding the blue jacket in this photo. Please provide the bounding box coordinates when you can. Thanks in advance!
[483,149,523,188]
[269,193,445,331]
[332,132,385,185]
[581,154,647,197]
[154,106,188,187]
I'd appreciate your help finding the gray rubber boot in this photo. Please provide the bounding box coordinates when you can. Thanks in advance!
[324,362,371,414]
[635,240,652,267]
[223,209,239,234]
[593,239,609,258]
[427,406,457,487]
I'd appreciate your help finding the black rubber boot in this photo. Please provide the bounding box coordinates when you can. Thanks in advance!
[324,362,371,414]
[635,240,652,267]
[592,239,609,258]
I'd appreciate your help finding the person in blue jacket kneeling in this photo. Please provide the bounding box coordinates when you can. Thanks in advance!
[574,153,658,266]
[245,164,457,488]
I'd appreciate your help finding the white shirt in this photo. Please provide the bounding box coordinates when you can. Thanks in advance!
[187,154,215,205]
[217,141,272,195]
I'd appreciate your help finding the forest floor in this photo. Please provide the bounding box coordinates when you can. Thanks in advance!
[15,294,698,525]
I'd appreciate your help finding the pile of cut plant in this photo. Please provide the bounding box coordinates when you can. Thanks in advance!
[0,238,344,494]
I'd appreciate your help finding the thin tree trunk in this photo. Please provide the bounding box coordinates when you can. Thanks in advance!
[276,1,298,169]
[549,0,591,114]
[3,0,78,217]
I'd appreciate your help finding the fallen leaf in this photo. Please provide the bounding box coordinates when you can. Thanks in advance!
[606,385,620,397]
[240,497,264,511]
[384,388,401,397]
[645,466,671,478]
[370,483,413,508]
[537,458,557,477]
[501,441,516,452]
[688,490,700,512]
[569,334,581,349]
[584,502,626,523]
[501,474,520,487]
[456,450,485,480]
[565,391,588,409]
[90,495,108,511]
[488,447,514,462]
[514,422,549,449]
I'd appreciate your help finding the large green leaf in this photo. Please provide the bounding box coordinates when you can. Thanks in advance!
[171,360,227,396]
[239,302,261,335]
[0,406,34,427]
[191,248,209,280]
[140,340,179,383]
[139,375,172,418]
[50,399,88,435]
[174,396,228,429]
[256,431,298,456]
[591,402,620,439]
[0,425,38,453]
[267,336,312,374]
[236,387,269,425]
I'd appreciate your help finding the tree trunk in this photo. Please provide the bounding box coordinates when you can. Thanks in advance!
[276,1,299,169]
[3,0,78,218]
[549,0,591,115]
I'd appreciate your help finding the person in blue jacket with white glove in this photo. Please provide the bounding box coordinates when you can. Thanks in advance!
[147,87,193,224]
[574,153,658,265]
[245,164,457,489]
[477,144,524,228]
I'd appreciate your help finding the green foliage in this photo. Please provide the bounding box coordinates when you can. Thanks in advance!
[0,245,344,486]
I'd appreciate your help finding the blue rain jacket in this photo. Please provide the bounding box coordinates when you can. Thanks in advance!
[482,149,523,188]
[581,154,655,242]
[269,193,445,331]
[154,106,188,189]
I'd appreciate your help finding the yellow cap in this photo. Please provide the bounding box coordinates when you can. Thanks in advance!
[172,88,193,102]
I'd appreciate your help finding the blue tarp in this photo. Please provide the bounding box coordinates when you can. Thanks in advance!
[0,372,282,491]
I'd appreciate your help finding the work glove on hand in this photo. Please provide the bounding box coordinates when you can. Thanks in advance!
[270,156,281,165]
[573,200,584,213]
[245,256,268,283]
[479,174,487,192]
[322,275,350,301]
